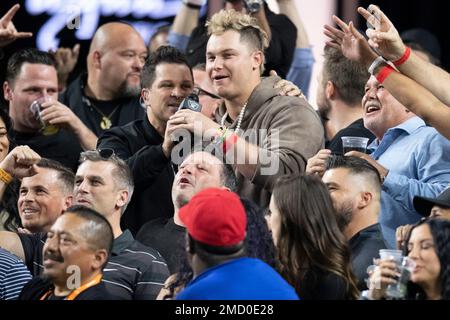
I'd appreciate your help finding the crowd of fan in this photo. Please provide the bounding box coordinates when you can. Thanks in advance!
[0,1,449,300]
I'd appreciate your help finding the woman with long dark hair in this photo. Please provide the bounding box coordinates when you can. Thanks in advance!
[367,218,450,300]
[268,174,359,299]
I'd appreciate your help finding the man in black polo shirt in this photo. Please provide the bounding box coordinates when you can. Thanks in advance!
[1,150,170,300]
[3,49,97,171]
[73,150,169,299]
[59,22,147,138]
[322,155,388,291]
[20,206,114,300]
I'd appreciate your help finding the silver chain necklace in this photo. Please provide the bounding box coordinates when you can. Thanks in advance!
[220,102,248,132]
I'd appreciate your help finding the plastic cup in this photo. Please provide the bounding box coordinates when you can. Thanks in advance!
[385,256,416,299]
[379,249,403,263]
[29,97,59,136]
[341,136,369,154]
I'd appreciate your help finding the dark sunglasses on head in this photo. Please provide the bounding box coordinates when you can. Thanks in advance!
[193,87,221,100]
[98,148,115,159]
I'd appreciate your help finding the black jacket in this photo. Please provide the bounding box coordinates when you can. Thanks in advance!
[97,118,175,234]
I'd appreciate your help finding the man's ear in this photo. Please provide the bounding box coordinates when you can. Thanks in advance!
[92,51,102,69]
[63,195,73,211]
[357,191,373,210]
[116,189,129,210]
[92,249,108,270]
[141,88,150,104]
[3,81,13,101]
[252,51,263,71]
[325,81,335,100]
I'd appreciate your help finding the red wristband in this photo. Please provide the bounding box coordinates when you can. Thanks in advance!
[376,65,395,84]
[223,133,238,154]
[393,47,411,66]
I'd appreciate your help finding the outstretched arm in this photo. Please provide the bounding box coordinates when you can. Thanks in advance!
[168,0,203,52]
[358,5,450,106]
[324,15,450,140]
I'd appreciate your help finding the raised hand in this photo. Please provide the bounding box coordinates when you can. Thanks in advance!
[324,16,378,67]
[357,5,405,61]
[49,44,80,88]
[0,4,32,48]
[306,149,332,177]
[0,145,41,179]
[368,259,399,300]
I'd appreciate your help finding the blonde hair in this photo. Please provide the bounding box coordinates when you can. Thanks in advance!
[206,9,269,74]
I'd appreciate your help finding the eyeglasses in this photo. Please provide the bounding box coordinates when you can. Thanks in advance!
[193,87,221,100]
[98,148,115,159]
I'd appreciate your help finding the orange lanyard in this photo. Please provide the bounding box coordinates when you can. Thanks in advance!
[40,274,103,300]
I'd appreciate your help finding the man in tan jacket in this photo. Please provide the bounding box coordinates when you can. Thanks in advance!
[168,9,323,207]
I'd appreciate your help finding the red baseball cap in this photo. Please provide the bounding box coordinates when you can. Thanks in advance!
[179,188,247,247]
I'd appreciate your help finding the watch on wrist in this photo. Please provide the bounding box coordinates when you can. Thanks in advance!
[244,0,264,13]
[368,56,388,76]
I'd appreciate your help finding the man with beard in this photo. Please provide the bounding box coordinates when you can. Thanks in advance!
[20,206,114,300]
[315,46,374,153]
[60,22,148,137]
[322,155,388,290]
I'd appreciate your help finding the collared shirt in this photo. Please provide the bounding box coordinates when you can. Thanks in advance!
[19,230,170,300]
[100,230,169,300]
[349,224,388,291]
[368,117,450,247]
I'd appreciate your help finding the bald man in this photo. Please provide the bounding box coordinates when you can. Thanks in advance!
[60,22,148,137]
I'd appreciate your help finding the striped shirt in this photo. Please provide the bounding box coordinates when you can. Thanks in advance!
[0,248,32,300]
[19,230,169,300]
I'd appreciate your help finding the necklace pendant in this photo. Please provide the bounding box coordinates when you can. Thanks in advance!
[100,117,112,130]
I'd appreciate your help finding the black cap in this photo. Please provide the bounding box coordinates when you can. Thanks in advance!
[413,188,450,217]
[400,28,441,64]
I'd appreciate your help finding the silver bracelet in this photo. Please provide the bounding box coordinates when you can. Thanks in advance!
[368,56,388,75]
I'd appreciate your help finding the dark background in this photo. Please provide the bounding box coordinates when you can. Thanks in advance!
[1,0,449,80]
[340,0,450,71]
[0,0,194,84]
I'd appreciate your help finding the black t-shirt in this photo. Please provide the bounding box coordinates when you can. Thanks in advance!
[325,118,375,155]
[60,74,145,137]
[12,129,82,172]
[136,217,186,274]
[298,267,350,300]
[19,276,115,300]
[349,223,388,291]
